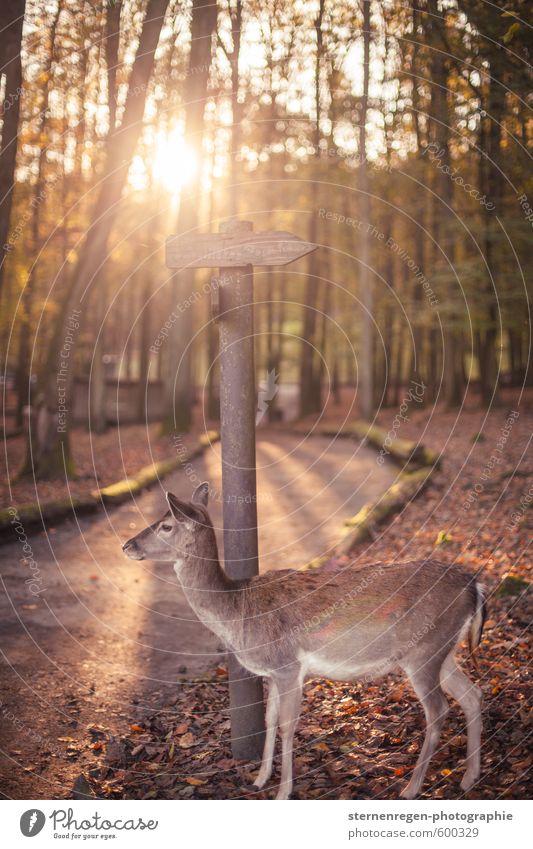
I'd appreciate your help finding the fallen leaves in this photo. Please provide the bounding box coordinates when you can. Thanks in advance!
[83,404,532,801]
[434,530,453,546]
[177,732,196,749]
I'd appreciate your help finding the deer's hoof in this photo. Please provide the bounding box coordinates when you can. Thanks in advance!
[253,773,269,790]
[460,770,478,792]
[275,782,292,800]
[400,784,418,800]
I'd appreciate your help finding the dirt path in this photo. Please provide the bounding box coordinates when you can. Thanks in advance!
[0,431,394,798]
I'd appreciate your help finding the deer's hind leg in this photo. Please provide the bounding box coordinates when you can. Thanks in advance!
[401,661,449,799]
[275,670,303,800]
[440,651,482,791]
[253,679,279,790]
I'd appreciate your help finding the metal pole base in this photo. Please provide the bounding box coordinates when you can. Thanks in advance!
[227,653,265,761]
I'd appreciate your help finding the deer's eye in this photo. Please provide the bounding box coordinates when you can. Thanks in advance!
[160,523,173,533]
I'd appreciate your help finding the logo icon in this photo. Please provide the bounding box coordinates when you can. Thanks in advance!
[20,809,46,837]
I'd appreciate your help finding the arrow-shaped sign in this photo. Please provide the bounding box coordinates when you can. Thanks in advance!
[166,229,316,269]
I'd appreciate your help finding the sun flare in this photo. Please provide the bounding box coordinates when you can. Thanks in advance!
[151,128,197,195]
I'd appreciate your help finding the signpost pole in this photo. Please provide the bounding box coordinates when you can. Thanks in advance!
[165,219,316,760]
[218,219,265,760]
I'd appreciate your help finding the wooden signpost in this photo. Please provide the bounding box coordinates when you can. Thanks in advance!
[166,219,316,760]
[166,227,316,269]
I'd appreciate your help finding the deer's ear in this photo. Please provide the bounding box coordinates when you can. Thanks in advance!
[166,491,199,522]
[192,481,209,506]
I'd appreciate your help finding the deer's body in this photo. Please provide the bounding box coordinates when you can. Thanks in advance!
[123,484,485,800]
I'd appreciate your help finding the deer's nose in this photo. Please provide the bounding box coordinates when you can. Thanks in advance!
[122,539,144,560]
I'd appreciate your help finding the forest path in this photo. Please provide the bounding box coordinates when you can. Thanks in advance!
[0,431,394,798]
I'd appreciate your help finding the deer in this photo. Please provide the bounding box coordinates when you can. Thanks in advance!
[122,482,486,800]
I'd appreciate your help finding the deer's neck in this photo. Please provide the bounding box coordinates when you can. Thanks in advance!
[173,531,241,645]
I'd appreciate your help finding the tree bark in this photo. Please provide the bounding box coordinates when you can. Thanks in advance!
[22,0,170,479]
[427,1,463,408]
[357,0,373,419]
[105,0,123,135]
[15,1,61,427]
[299,0,324,418]
[86,0,124,435]
[0,0,25,301]
[228,0,242,217]
[161,0,216,435]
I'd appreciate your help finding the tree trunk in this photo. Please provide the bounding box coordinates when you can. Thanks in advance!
[228,0,242,217]
[105,0,123,135]
[299,0,324,418]
[478,73,503,405]
[89,0,125,435]
[89,285,108,435]
[357,0,373,419]
[15,1,61,427]
[21,0,170,479]
[161,0,216,435]
[427,1,463,408]
[137,272,153,421]
[0,0,25,300]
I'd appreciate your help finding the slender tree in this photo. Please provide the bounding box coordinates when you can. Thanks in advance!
[0,0,26,301]
[161,0,217,435]
[299,0,324,418]
[357,0,372,419]
[22,0,171,478]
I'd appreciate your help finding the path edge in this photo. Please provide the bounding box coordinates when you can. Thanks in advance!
[0,430,219,543]
[301,420,440,571]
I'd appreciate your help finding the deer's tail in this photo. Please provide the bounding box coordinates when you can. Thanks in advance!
[468,581,487,670]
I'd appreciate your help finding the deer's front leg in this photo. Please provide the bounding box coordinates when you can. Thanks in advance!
[253,680,279,790]
[276,676,303,800]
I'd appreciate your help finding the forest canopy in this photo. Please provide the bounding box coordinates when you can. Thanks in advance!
[0,0,531,478]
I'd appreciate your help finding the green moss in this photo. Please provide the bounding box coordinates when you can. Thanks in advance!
[0,495,97,533]
[93,478,142,504]
[497,574,530,596]
[302,466,434,569]
[322,421,440,470]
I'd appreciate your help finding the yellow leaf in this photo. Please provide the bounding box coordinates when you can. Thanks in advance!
[185,777,207,786]
[434,530,453,546]
[178,732,196,749]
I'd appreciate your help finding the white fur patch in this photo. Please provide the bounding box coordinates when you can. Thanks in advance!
[173,558,185,577]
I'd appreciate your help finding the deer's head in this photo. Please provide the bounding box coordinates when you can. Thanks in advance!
[122,482,211,562]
